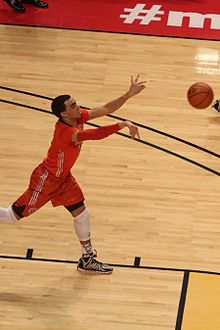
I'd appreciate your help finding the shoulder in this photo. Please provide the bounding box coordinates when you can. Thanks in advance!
[77,108,91,124]
[55,120,77,143]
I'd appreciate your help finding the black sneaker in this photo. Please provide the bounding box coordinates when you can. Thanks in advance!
[22,0,48,8]
[212,99,220,112]
[77,251,113,274]
[4,0,25,12]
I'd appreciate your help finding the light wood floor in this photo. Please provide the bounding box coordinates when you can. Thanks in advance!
[0,25,220,329]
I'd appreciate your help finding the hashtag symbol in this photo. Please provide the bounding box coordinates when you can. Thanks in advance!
[120,3,164,25]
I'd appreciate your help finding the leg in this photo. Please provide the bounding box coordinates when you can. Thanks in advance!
[66,202,93,256]
[0,187,49,224]
[51,175,93,255]
[52,173,113,274]
[0,206,19,224]
[0,164,55,224]
[65,202,113,274]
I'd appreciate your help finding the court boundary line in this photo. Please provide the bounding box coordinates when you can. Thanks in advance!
[175,271,189,330]
[1,26,218,330]
[1,250,216,330]
[1,250,220,276]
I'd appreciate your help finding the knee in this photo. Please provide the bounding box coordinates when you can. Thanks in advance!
[65,201,86,217]
[0,206,18,224]
[74,208,89,222]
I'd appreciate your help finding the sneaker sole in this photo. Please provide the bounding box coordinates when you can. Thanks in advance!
[77,267,113,274]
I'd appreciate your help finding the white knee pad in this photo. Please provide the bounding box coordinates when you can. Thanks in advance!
[74,208,90,241]
[0,206,17,224]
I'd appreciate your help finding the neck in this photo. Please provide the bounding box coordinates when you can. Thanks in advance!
[61,117,77,127]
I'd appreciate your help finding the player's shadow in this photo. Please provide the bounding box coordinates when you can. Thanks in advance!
[0,275,91,329]
[209,116,220,125]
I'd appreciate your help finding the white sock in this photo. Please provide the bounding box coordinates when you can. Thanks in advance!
[81,241,93,256]
[74,208,93,255]
[0,206,17,224]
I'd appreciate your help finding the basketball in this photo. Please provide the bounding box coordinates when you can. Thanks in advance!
[187,82,214,109]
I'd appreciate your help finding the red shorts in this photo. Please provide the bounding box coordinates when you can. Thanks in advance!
[13,163,84,217]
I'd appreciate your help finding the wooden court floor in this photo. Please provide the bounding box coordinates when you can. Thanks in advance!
[0,25,220,329]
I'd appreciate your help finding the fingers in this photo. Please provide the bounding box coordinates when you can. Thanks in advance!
[131,74,143,84]
[138,80,146,85]
[134,74,140,83]
[134,74,146,84]
[129,124,140,140]
[130,74,146,91]
[124,121,140,139]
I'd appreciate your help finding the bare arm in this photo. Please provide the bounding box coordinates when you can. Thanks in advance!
[89,75,146,120]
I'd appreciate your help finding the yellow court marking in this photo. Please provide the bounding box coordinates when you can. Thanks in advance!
[182,273,220,330]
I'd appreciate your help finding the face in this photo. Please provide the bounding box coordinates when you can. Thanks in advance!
[62,97,81,119]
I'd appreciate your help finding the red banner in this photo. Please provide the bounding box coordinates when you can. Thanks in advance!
[1,0,220,40]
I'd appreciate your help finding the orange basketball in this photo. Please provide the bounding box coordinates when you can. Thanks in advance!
[187,82,214,109]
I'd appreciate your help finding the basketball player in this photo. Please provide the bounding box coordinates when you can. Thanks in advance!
[0,74,145,274]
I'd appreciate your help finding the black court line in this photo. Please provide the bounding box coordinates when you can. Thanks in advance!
[175,271,190,330]
[0,28,217,330]
[1,250,217,330]
[0,86,53,100]
[1,250,220,276]
[134,256,141,267]
[26,248,33,259]
[1,85,219,159]
[1,98,220,176]
[109,113,220,159]
[0,23,219,42]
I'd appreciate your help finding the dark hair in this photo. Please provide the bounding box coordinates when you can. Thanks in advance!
[51,94,70,118]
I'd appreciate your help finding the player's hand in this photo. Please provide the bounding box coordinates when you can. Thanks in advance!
[120,121,140,139]
[127,74,146,97]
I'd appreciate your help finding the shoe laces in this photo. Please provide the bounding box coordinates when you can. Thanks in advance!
[84,250,106,270]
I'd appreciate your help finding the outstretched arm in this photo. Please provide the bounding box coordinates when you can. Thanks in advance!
[72,121,140,142]
[89,74,146,120]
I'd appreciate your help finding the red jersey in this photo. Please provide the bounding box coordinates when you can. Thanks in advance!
[43,109,90,178]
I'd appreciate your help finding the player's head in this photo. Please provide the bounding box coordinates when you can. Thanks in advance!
[51,95,71,118]
[51,95,81,119]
